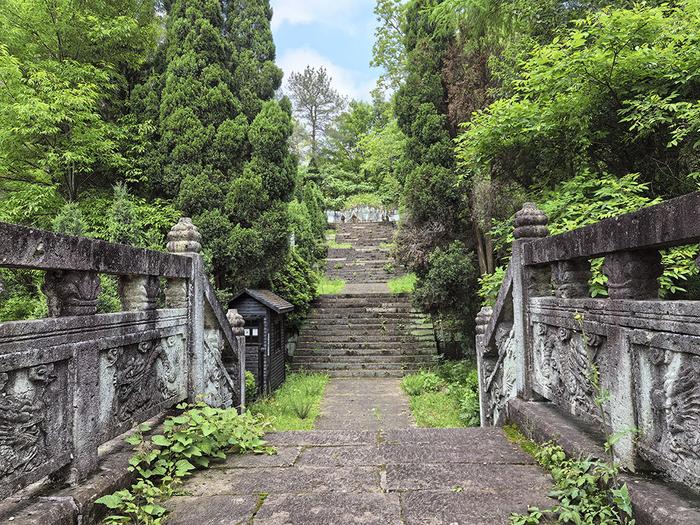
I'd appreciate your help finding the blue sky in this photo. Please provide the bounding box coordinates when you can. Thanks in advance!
[270,0,380,101]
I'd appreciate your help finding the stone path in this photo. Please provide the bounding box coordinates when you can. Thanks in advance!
[315,378,413,430]
[166,379,555,524]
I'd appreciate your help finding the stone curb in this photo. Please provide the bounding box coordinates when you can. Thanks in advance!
[506,399,700,525]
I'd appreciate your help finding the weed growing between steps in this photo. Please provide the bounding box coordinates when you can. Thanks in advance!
[388,273,417,294]
[400,360,480,427]
[97,403,274,524]
[317,275,345,294]
[249,371,329,431]
[325,229,351,249]
[504,426,635,525]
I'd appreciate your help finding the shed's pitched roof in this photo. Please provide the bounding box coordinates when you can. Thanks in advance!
[232,289,294,314]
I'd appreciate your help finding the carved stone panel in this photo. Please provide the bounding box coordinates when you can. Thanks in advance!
[0,360,72,497]
[532,322,607,424]
[633,342,700,490]
[481,323,516,426]
[202,328,236,409]
[99,334,186,440]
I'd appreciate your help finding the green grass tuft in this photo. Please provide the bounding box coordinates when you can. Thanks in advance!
[388,273,417,294]
[327,239,353,249]
[503,424,541,457]
[408,391,464,428]
[248,372,329,431]
[317,276,345,295]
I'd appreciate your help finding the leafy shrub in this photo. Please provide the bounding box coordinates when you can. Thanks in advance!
[401,371,445,396]
[98,403,273,524]
[402,361,481,427]
[478,266,506,307]
[271,248,318,333]
[245,371,256,397]
[510,442,635,525]
[0,269,47,322]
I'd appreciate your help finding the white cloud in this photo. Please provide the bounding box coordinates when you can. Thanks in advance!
[270,0,362,32]
[277,47,377,101]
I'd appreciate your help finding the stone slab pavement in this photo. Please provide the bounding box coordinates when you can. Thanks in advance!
[314,378,413,431]
[166,379,554,524]
[342,282,391,295]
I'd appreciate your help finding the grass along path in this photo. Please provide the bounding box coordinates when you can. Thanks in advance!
[400,360,480,428]
[248,372,329,431]
[317,275,345,295]
[388,273,417,294]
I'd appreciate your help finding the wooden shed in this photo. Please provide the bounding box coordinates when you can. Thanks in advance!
[230,289,293,397]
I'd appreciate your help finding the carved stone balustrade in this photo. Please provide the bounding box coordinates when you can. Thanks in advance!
[476,192,700,493]
[0,218,244,499]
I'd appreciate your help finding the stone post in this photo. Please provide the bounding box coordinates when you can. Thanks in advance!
[475,306,493,426]
[227,309,246,410]
[512,203,550,400]
[42,270,101,484]
[603,250,662,300]
[601,249,662,467]
[166,218,205,402]
[119,275,160,311]
[551,259,591,298]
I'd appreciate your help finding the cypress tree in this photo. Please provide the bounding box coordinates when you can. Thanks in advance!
[394,0,476,331]
[223,0,296,292]
[150,0,295,292]
[225,0,283,120]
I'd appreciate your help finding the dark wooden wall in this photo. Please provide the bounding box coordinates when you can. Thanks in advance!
[232,296,268,395]
[231,296,287,396]
[269,314,286,392]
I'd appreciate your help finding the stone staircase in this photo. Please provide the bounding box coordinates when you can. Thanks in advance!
[325,222,404,283]
[294,221,437,377]
[293,293,437,377]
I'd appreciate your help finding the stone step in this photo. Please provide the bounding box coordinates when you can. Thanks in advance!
[293,355,433,364]
[306,310,427,317]
[291,367,420,378]
[297,334,435,343]
[294,348,436,357]
[298,338,435,349]
[291,361,421,371]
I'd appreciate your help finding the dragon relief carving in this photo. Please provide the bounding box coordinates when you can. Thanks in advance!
[0,364,58,478]
[533,322,604,420]
[107,336,182,424]
[644,348,700,481]
[483,323,516,425]
[203,332,234,408]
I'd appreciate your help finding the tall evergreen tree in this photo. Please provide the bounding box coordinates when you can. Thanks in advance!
[226,0,283,120]
[152,0,295,292]
[394,0,476,330]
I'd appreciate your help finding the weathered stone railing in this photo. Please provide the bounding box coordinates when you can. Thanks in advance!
[0,219,245,499]
[476,193,700,493]
[326,206,399,223]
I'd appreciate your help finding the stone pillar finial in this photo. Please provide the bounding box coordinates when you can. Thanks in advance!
[227,309,245,336]
[514,202,549,240]
[475,306,493,336]
[167,218,202,255]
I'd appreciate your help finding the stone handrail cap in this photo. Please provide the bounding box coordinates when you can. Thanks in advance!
[475,306,493,334]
